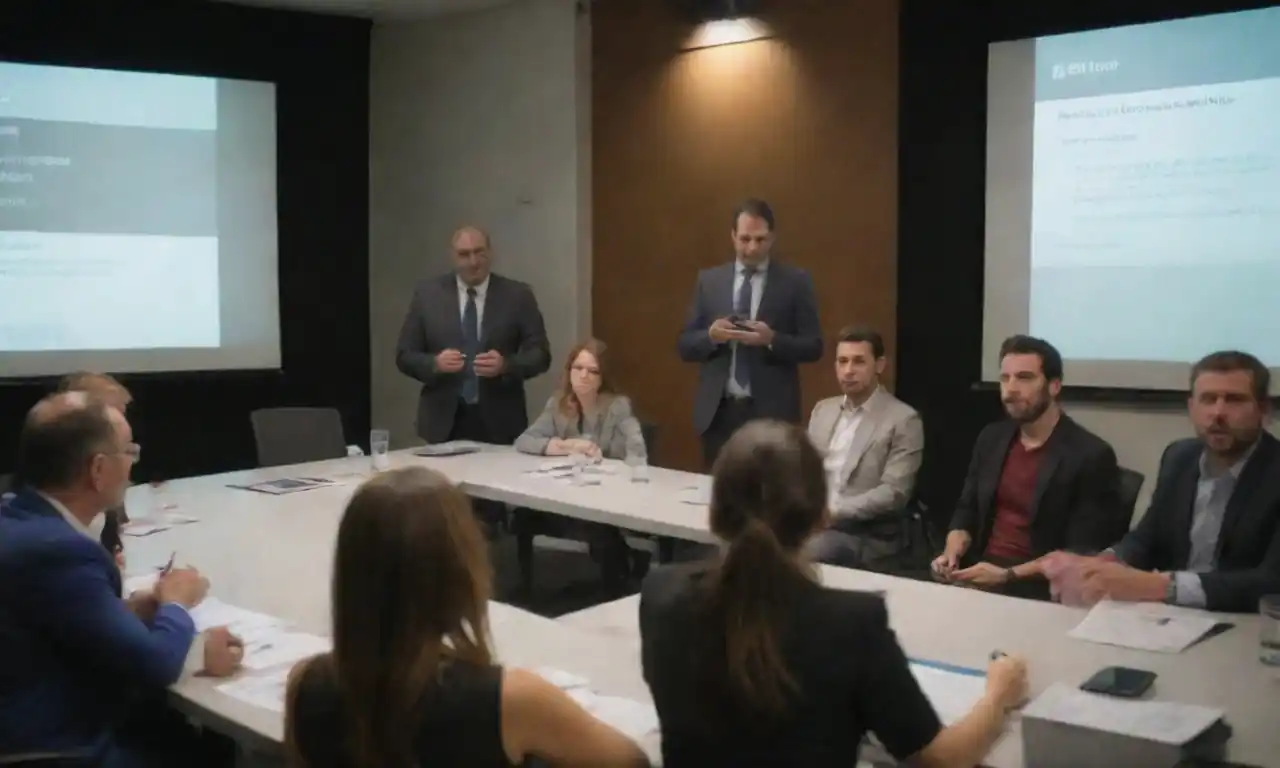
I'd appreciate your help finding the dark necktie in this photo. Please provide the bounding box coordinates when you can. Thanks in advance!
[732,267,756,390]
[461,287,479,404]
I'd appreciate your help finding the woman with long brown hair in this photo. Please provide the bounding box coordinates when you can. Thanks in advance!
[284,467,649,767]
[639,421,1028,767]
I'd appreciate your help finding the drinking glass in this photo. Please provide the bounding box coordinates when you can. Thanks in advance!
[370,429,391,471]
[1260,595,1280,668]
[626,453,649,483]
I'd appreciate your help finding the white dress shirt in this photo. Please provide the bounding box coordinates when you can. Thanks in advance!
[824,393,871,506]
[726,259,767,398]
[39,491,106,541]
[457,275,490,327]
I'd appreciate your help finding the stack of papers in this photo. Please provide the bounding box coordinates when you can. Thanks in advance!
[1024,683,1224,745]
[908,660,988,725]
[189,598,330,672]
[535,667,659,741]
[677,484,710,506]
[414,441,485,457]
[1069,600,1225,653]
[122,511,199,537]
[228,477,336,495]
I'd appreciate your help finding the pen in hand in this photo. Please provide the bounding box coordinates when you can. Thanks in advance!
[159,551,176,576]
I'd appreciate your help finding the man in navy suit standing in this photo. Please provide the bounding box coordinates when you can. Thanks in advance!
[678,199,823,467]
[0,392,241,766]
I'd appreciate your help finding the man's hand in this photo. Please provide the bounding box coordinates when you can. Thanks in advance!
[951,562,1012,588]
[708,318,743,344]
[126,591,160,625]
[200,627,244,678]
[1078,561,1169,605]
[473,350,506,378]
[154,567,209,609]
[931,551,960,580]
[737,320,775,347]
[434,349,466,374]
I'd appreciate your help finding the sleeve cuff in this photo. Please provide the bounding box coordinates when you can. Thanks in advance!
[1171,572,1208,608]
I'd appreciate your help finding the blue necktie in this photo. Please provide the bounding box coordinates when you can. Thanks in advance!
[461,287,479,404]
[732,267,756,390]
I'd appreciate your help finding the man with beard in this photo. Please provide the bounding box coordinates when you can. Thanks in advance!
[1044,351,1280,613]
[931,335,1120,600]
[804,326,924,569]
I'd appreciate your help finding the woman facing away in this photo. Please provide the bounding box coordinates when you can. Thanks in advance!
[639,420,1029,768]
[283,466,649,768]
[513,338,648,589]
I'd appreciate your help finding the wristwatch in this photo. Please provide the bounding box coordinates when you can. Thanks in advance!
[1163,573,1178,604]
[1004,568,1017,584]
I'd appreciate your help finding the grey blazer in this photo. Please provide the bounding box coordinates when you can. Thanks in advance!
[807,388,924,524]
[514,395,648,463]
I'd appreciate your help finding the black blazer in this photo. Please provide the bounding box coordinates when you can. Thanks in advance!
[950,414,1120,564]
[1115,432,1280,613]
[395,273,551,445]
[676,260,822,434]
[640,562,942,767]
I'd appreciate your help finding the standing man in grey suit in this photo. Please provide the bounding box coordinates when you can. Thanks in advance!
[396,226,552,447]
[805,326,924,569]
[677,199,823,467]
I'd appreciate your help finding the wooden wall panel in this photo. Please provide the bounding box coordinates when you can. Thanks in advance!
[592,0,899,470]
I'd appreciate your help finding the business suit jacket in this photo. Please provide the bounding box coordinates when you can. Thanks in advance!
[950,414,1120,565]
[1115,433,1280,613]
[396,273,551,445]
[0,490,195,759]
[514,395,648,463]
[676,260,822,434]
[809,389,924,533]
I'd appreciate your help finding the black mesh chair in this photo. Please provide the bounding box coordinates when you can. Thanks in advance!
[249,407,348,468]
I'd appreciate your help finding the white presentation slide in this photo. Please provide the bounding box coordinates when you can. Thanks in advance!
[983,7,1280,391]
[0,61,281,377]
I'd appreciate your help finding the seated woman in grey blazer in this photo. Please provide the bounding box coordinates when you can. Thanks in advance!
[515,339,647,463]
[513,338,647,593]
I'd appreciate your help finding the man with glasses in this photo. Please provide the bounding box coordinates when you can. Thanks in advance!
[0,392,242,766]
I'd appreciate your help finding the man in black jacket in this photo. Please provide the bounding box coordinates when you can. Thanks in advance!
[1057,351,1280,613]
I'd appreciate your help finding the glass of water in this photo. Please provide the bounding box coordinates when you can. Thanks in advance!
[626,453,649,483]
[370,429,391,471]
[1261,595,1280,667]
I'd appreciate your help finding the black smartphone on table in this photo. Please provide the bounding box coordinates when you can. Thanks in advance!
[1080,666,1157,698]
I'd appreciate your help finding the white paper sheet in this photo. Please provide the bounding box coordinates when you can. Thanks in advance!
[536,667,659,740]
[240,631,331,672]
[189,597,287,635]
[909,662,989,725]
[677,484,710,506]
[216,666,291,713]
[123,572,159,595]
[1069,600,1221,653]
[1024,683,1224,745]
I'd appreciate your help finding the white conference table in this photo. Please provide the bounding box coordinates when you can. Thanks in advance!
[120,448,669,761]
[560,566,1280,768]
[121,446,1280,767]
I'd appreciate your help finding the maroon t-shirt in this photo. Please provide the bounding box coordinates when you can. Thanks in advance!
[984,439,1042,561]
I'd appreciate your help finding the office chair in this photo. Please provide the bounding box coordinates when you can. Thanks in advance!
[249,407,348,468]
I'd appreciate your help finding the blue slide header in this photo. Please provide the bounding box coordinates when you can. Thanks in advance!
[1034,6,1280,101]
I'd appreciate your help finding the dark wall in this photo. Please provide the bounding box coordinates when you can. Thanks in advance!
[896,0,1276,519]
[0,0,371,480]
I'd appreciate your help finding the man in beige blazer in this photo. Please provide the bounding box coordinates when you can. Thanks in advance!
[805,326,924,570]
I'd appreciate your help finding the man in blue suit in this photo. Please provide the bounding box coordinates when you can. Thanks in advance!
[0,392,236,765]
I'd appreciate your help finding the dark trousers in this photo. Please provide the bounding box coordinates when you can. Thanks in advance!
[700,397,761,469]
[449,401,506,533]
